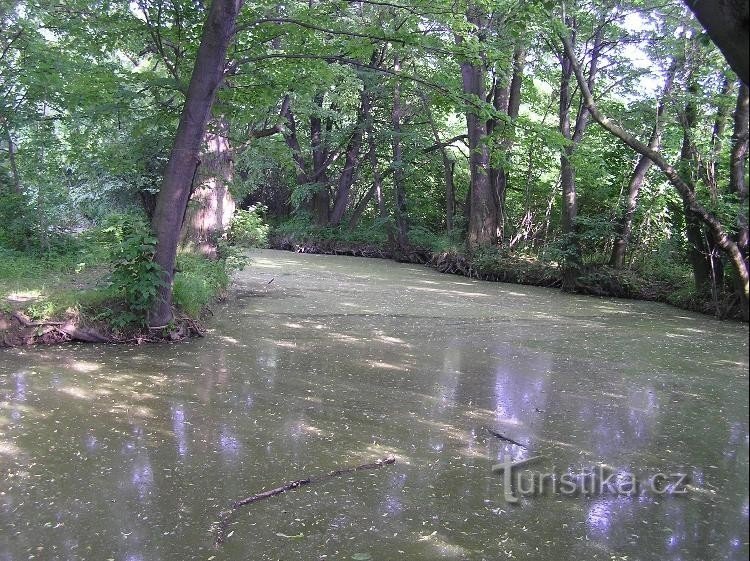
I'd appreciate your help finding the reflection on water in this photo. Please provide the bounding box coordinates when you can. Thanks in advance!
[0,249,748,560]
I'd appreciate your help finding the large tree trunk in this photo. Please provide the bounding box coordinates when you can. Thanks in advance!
[488,44,524,242]
[559,29,750,320]
[730,83,749,258]
[150,0,242,327]
[180,118,236,258]
[683,0,749,86]
[610,61,676,268]
[280,96,332,225]
[458,4,497,248]
[330,91,369,226]
[558,58,578,290]
[309,94,331,225]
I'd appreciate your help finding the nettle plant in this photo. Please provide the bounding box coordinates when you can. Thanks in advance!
[103,215,164,327]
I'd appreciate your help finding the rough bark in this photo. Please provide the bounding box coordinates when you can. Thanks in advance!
[683,0,749,86]
[150,0,243,327]
[559,29,750,320]
[180,117,236,257]
[330,90,369,226]
[610,61,676,268]
[458,4,497,248]
[730,83,749,258]
[488,44,524,241]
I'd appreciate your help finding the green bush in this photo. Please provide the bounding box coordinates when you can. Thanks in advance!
[228,205,270,248]
[103,214,163,326]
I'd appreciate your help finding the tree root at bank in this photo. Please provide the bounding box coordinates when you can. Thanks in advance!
[0,309,205,347]
[212,456,396,547]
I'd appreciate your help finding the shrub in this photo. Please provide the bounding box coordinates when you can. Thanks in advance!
[103,214,163,326]
[228,205,270,248]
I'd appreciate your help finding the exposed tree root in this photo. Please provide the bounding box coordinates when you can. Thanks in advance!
[212,456,396,547]
[0,310,205,348]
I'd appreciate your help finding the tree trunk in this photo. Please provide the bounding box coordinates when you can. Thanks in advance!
[706,76,732,199]
[559,28,750,320]
[281,97,331,224]
[488,44,524,242]
[458,4,497,248]
[150,0,243,327]
[330,90,369,226]
[558,52,579,290]
[309,94,330,225]
[730,83,749,259]
[683,0,749,86]
[610,61,676,268]
[679,76,713,293]
[180,117,236,258]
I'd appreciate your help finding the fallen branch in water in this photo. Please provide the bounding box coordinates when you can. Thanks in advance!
[485,428,526,448]
[233,477,311,508]
[213,456,396,547]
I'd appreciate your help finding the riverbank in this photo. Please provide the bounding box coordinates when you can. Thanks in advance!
[270,234,744,321]
[0,245,230,347]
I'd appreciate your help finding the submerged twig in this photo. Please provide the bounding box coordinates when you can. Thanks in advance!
[485,428,526,449]
[233,478,311,508]
[213,456,396,547]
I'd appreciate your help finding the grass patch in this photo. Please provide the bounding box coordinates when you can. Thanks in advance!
[172,252,231,317]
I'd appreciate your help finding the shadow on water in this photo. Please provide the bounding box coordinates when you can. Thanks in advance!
[0,249,748,560]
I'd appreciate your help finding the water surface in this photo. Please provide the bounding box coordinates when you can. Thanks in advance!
[1,249,748,560]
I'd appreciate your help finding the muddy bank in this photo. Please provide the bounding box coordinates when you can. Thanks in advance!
[269,235,744,320]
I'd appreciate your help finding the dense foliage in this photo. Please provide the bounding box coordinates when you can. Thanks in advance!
[1,0,747,325]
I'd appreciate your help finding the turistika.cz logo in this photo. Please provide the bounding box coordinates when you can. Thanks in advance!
[492,456,691,504]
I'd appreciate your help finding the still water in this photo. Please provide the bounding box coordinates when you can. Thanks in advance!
[1,249,748,560]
